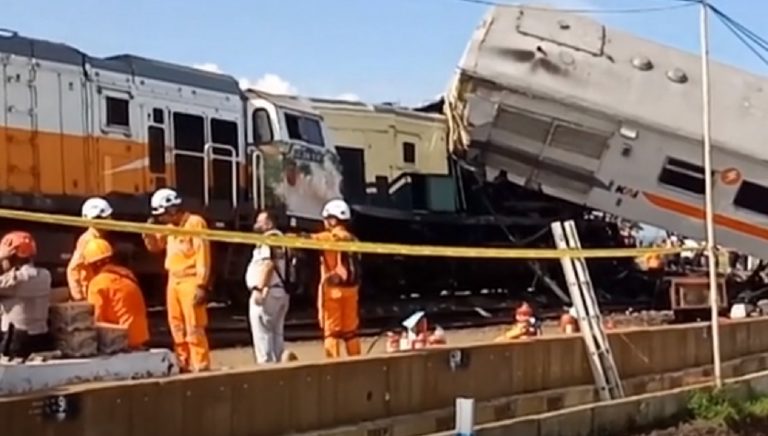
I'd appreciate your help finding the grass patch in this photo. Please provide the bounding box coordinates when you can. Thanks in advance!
[686,388,768,430]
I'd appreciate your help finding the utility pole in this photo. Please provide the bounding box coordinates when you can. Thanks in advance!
[699,0,722,389]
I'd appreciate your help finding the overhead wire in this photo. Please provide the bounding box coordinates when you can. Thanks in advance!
[707,4,768,68]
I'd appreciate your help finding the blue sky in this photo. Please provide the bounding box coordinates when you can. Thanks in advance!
[3,0,766,104]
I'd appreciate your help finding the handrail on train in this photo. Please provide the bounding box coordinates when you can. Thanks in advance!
[246,145,265,211]
[203,142,239,207]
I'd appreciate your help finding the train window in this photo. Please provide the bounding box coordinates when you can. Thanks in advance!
[402,142,416,164]
[152,108,165,125]
[147,126,166,174]
[734,180,768,215]
[658,157,705,195]
[252,109,273,145]
[210,118,239,156]
[285,113,325,147]
[106,96,130,128]
[172,112,205,152]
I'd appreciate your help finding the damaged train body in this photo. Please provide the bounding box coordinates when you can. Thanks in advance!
[447,5,768,261]
[0,21,644,313]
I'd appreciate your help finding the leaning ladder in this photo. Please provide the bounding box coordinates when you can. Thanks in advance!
[551,220,625,401]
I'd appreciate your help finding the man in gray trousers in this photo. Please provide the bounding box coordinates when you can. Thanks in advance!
[245,210,291,364]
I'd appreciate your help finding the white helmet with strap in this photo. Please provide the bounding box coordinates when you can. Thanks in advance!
[150,188,182,216]
[81,197,113,219]
[321,199,351,220]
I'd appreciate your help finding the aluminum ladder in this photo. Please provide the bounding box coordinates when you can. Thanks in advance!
[551,220,625,401]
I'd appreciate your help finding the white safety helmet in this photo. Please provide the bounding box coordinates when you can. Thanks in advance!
[81,197,113,220]
[150,188,182,216]
[321,199,351,221]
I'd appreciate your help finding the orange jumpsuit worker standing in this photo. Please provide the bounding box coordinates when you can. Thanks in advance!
[312,199,361,358]
[67,197,114,301]
[142,188,211,372]
[82,238,149,349]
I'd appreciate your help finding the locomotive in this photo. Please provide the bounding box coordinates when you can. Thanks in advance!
[0,28,634,311]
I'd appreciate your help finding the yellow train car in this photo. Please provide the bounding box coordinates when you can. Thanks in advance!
[309,98,458,213]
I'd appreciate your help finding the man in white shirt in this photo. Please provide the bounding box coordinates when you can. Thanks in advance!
[244,210,291,364]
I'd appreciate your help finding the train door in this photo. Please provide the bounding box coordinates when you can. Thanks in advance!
[207,116,240,210]
[335,146,366,205]
[171,110,206,210]
[145,107,168,191]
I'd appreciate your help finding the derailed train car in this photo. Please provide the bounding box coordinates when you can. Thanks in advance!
[447,5,768,261]
[0,28,635,311]
[309,98,640,304]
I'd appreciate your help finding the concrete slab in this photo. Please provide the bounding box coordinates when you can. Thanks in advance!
[0,349,179,396]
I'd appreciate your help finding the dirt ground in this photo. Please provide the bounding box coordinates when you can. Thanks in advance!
[211,311,672,368]
[212,324,514,368]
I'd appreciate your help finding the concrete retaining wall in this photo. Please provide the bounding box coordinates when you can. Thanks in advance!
[436,367,768,436]
[1,318,767,436]
[310,351,768,436]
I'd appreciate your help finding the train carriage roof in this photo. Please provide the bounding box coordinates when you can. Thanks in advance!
[0,31,241,95]
[458,6,768,161]
[0,30,84,65]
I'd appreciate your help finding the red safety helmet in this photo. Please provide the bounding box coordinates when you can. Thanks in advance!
[0,231,37,258]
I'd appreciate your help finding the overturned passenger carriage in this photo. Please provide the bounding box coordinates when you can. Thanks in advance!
[448,5,768,260]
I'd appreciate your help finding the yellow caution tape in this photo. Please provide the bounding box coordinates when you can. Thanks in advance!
[0,207,686,259]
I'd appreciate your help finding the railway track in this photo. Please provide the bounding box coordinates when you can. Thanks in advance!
[145,297,653,349]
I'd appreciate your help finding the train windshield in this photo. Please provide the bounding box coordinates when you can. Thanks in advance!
[284,112,325,148]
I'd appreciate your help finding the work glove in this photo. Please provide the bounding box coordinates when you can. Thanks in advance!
[193,286,207,306]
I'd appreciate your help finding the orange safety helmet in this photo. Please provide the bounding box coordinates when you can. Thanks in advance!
[0,231,37,258]
[82,238,114,265]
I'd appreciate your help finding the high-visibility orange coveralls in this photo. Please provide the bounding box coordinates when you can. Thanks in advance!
[87,264,150,349]
[67,227,105,300]
[312,226,361,358]
[143,213,211,371]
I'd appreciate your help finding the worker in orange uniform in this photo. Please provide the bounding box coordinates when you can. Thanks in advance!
[67,197,114,301]
[142,188,211,372]
[82,238,149,349]
[495,302,539,341]
[311,199,362,358]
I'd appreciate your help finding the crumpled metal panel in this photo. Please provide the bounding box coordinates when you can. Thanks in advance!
[0,349,179,396]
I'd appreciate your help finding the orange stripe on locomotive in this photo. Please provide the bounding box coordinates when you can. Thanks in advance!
[0,126,151,196]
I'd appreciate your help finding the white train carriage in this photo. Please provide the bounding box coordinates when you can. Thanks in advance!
[448,6,768,258]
